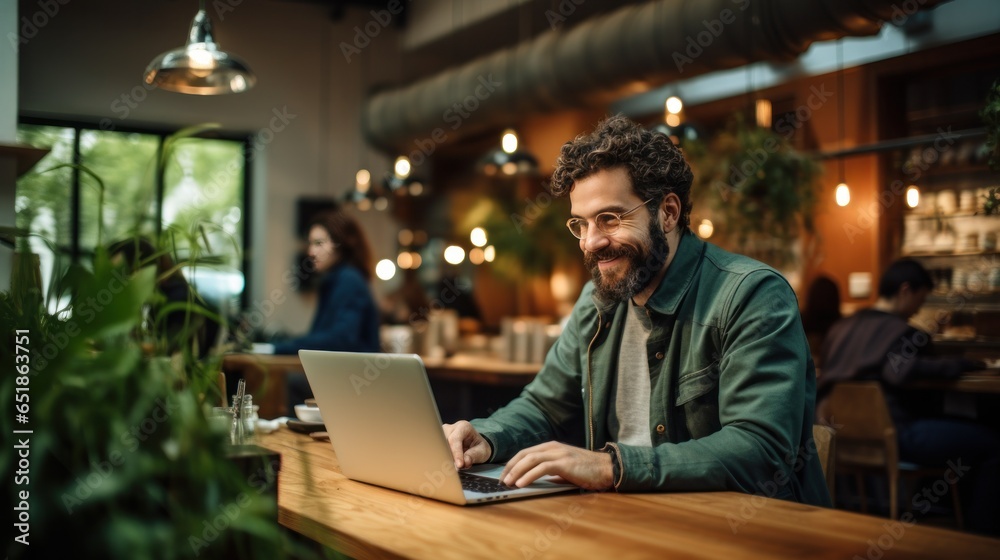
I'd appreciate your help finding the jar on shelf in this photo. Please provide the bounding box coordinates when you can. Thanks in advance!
[989,268,1000,290]
[960,189,977,213]
[962,233,979,252]
[918,192,937,215]
[937,189,958,215]
[984,231,998,252]
[952,268,967,291]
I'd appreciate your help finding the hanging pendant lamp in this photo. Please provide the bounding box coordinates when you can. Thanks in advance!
[476,2,539,179]
[834,40,851,207]
[477,129,539,177]
[144,2,256,95]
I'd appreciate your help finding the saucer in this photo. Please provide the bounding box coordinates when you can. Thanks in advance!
[286,419,326,434]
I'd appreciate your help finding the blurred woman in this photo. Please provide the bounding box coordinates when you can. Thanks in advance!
[273,210,381,409]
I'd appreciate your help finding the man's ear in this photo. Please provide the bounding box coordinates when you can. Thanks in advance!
[660,193,682,232]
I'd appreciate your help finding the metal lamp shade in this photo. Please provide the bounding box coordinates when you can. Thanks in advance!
[476,148,539,177]
[144,9,255,95]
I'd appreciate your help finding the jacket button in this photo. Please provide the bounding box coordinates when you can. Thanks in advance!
[654,352,664,360]
[656,424,666,435]
[604,321,611,329]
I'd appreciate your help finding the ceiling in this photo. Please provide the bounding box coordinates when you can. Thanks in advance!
[396,0,650,81]
[273,0,411,24]
[278,0,649,80]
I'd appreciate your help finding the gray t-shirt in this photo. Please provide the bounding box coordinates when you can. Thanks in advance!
[608,301,653,447]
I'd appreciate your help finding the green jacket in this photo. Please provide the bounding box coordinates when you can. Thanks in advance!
[472,232,831,506]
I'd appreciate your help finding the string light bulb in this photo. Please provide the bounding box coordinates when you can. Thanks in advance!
[835,182,851,207]
[393,156,411,178]
[697,219,714,239]
[501,130,518,154]
[665,96,683,115]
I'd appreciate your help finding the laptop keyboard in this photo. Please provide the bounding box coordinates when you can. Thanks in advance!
[459,471,517,494]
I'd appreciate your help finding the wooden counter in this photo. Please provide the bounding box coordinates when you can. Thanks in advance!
[258,428,999,559]
[421,353,539,387]
[222,353,540,420]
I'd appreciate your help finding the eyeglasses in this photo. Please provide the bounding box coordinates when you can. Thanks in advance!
[566,199,654,239]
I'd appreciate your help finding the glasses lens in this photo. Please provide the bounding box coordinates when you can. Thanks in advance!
[567,219,585,238]
[596,213,621,235]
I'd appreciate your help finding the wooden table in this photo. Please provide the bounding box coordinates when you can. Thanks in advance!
[906,370,1000,394]
[257,429,998,559]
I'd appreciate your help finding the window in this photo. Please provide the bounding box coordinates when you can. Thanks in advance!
[15,119,251,315]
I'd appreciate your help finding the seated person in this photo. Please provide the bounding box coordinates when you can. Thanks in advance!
[818,258,998,535]
[272,210,381,411]
[108,237,220,357]
[444,115,830,506]
[800,275,841,368]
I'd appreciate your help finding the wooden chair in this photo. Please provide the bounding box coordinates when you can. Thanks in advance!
[825,381,963,527]
[812,424,836,499]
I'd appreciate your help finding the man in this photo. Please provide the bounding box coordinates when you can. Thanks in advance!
[818,258,999,534]
[444,115,830,506]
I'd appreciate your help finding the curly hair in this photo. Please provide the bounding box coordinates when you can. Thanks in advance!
[550,114,694,229]
[310,210,374,281]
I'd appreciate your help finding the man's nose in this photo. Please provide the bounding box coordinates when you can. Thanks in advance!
[582,227,611,253]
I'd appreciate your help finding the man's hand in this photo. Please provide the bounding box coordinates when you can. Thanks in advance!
[500,441,614,491]
[442,421,492,469]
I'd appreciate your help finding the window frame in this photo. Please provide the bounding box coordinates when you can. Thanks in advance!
[17,115,255,309]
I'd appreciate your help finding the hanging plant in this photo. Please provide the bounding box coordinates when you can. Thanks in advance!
[682,114,821,267]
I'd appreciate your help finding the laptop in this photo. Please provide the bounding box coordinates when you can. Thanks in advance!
[298,350,578,505]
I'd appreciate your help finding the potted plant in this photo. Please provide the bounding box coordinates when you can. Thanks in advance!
[682,114,821,267]
[1,129,299,558]
[459,190,578,282]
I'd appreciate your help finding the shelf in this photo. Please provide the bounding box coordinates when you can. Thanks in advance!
[902,250,1000,258]
[903,211,999,220]
[925,294,1000,312]
[910,164,995,178]
[906,102,984,128]
[927,288,1000,299]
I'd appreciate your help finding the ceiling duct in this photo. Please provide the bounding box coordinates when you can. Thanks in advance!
[363,0,949,152]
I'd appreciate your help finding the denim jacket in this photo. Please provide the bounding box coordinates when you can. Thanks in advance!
[472,232,831,506]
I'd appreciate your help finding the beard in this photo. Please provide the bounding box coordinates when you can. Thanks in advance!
[584,219,670,302]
